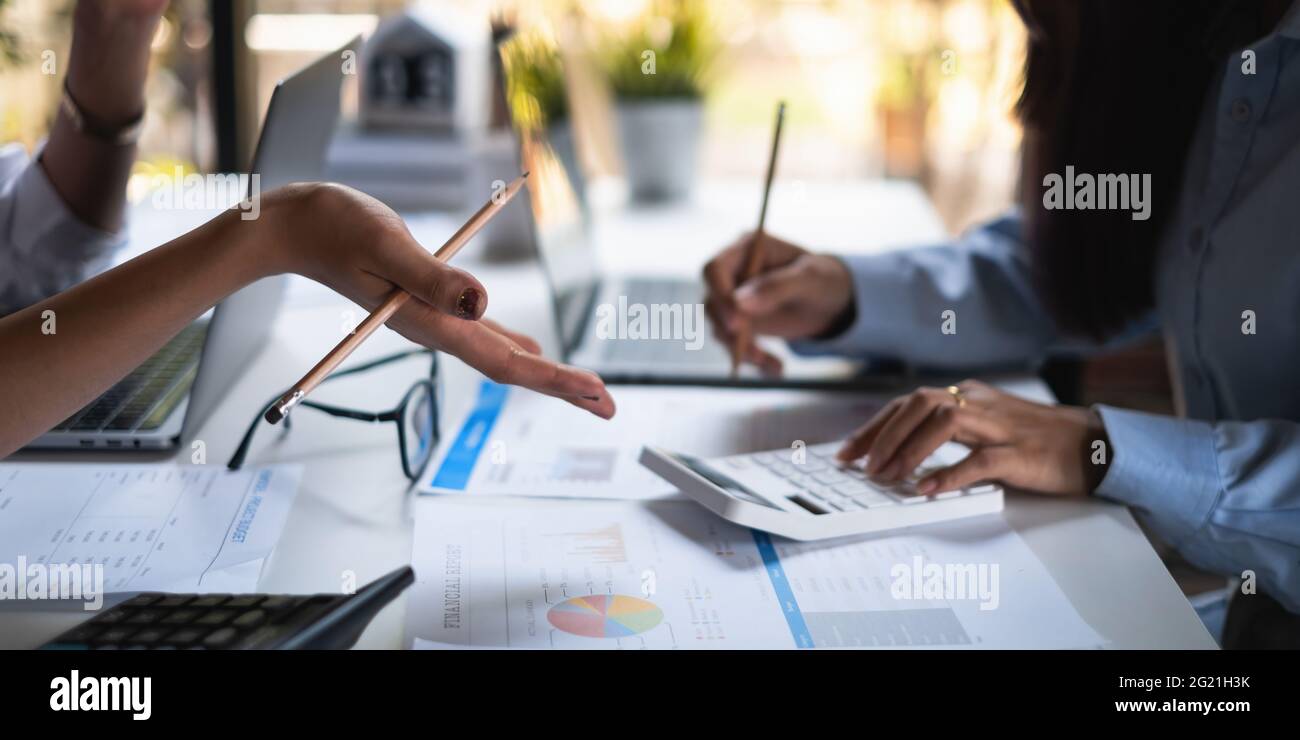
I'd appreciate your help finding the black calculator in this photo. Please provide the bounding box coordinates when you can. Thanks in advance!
[40,566,413,650]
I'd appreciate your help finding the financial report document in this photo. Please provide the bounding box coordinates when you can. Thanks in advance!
[406,498,1105,650]
[0,464,302,593]
[420,381,885,500]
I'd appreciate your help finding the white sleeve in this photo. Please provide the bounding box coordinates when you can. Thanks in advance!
[0,143,126,316]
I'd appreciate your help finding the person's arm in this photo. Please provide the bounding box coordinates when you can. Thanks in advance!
[706,211,1160,372]
[40,0,163,232]
[787,213,1060,368]
[704,212,1066,373]
[0,1,165,316]
[1093,407,1300,613]
[826,376,1300,612]
[0,183,614,458]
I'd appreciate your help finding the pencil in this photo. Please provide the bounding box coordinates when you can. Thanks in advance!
[730,101,786,376]
[264,172,530,424]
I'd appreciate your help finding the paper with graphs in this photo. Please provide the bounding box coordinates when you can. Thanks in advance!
[406,497,1105,650]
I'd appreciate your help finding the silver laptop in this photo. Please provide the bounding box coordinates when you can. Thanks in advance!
[501,61,871,389]
[28,39,358,450]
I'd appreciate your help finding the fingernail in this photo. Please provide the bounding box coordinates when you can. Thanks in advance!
[917,478,937,495]
[733,285,756,307]
[456,288,481,319]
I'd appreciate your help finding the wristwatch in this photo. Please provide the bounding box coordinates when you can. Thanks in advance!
[59,82,145,146]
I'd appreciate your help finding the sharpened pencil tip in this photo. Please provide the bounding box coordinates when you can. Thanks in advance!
[521,171,530,178]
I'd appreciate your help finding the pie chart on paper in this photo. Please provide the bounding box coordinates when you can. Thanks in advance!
[547,595,664,638]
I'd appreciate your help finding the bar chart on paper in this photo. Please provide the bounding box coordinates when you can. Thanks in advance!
[406,498,1105,650]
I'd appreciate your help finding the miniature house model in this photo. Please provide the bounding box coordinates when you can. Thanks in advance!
[359,6,491,133]
[329,3,522,233]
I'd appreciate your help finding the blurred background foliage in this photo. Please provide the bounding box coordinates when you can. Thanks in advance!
[501,27,566,130]
[0,0,1025,234]
[598,0,719,100]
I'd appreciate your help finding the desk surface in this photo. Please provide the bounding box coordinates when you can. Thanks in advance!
[6,180,1216,649]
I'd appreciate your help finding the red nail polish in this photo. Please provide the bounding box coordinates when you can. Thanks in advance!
[456,288,481,319]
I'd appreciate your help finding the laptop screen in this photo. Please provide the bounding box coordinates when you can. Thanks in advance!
[498,37,600,355]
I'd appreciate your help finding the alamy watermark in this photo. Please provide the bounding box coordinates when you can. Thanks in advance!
[148,166,261,220]
[0,557,104,610]
[595,297,706,351]
[50,670,151,720]
[1042,166,1151,221]
[890,556,1000,611]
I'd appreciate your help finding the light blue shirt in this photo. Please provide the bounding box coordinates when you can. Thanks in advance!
[795,13,1300,612]
[0,143,123,315]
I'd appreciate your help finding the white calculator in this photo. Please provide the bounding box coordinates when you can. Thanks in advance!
[639,441,1002,540]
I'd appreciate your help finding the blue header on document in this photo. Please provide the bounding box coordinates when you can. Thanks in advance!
[752,530,815,648]
[429,381,510,491]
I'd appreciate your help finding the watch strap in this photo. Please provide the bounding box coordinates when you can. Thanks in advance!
[59,83,144,146]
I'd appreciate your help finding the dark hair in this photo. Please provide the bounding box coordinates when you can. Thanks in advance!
[1011,0,1268,341]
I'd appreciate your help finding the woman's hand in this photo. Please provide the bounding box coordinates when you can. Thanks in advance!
[702,231,854,375]
[258,183,614,419]
[836,380,1108,496]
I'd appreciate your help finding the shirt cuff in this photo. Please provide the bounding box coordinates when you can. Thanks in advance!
[1093,405,1223,547]
[787,253,909,360]
[9,153,125,264]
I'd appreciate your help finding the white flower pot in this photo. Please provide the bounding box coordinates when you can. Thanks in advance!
[615,99,703,202]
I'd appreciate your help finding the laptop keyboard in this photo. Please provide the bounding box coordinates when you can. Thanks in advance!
[598,278,728,364]
[56,322,208,433]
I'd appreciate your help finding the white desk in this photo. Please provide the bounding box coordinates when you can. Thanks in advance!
[7,180,1216,649]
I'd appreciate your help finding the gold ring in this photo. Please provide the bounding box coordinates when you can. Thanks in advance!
[946,385,967,408]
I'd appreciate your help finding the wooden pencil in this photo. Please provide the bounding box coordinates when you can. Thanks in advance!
[731,101,786,376]
[265,172,530,424]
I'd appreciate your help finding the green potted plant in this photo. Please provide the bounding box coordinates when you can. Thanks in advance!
[600,0,719,202]
[500,30,586,205]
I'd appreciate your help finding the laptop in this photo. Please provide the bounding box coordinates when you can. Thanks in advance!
[27,39,358,450]
[501,58,873,388]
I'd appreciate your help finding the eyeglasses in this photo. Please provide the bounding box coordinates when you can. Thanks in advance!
[227,349,439,481]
